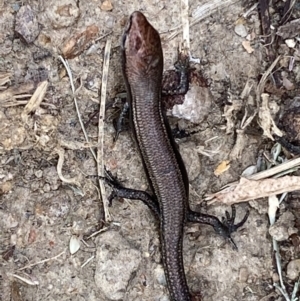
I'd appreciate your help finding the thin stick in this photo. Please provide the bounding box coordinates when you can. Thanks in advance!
[18,251,65,271]
[248,157,300,180]
[81,255,95,268]
[274,283,291,301]
[256,56,281,105]
[56,147,81,187]
[98,38,112,222]
[181,0,190,49]
[166,0,240,40]
[10,273,39,286]
[291,277,300,301]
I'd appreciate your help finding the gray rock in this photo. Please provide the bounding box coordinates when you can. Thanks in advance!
[95,231,142,300]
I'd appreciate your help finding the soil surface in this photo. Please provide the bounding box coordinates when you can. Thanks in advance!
[1,1,300,301]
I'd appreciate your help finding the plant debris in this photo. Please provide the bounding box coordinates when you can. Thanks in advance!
[62,25,99,59]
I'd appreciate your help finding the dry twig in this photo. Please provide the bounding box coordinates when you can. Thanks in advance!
[206,157,300,204]
[98,38,112,222]
[21,81,48,123]
[56,147,82,188]
[18,251,65,271]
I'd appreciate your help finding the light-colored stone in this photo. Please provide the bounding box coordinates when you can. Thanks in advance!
[287,259,300,280]
[95,231,142,300]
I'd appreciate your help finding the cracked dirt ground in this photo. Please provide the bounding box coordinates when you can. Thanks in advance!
[1,0,300,300]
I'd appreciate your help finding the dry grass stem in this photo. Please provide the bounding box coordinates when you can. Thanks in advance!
[56,147,82,187]
[256,55,281,105]
[98,38,112,222]
[81,255,95,268]
[206,157,300,204]
[10,273,39,286]
[207,175,300,205]
[258,93,283,140]
[181,0,190,49]
[18,251,65,271]
[21,81,48,123]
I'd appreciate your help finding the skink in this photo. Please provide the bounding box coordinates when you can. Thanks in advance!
[106,11,249,301]
[122,11,190,300]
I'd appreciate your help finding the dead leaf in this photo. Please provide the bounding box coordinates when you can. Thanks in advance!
[62,25,99,59]
[21,81,48,123]
[268,195,279,225]
[242,40,254,53]
[28,228,37,244]
[241,165,257,177]
[258,93,283,140]
[0,72,12,88]
[0,89,34,107]
[214,160,230,176]
[223,99,243,134]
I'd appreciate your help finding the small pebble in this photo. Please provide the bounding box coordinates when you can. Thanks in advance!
[35,170,43,178]
[234,24,248,37]
[15,5,40,43]
[272,272,279,283]
[269,211,297,241]
[285,39,296,48]
[154,265,166,286]
[287,259,300,280]
[100,0,113,11]
[239,267,249,282]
